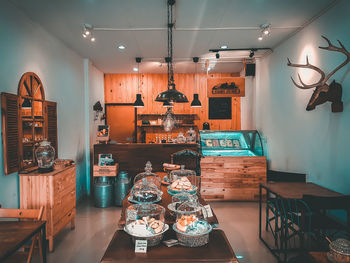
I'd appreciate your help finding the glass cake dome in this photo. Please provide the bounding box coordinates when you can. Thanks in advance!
[134,161,161,190]
[168,165,198,194]
[129,179,163,204]
[125,203,168,246]
[168,192,198,215]
[173,196,212,247]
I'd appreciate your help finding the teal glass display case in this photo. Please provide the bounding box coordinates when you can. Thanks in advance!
[199,130,264,157]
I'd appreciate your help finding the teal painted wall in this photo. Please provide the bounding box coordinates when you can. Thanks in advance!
[256,1,350,194]
[0,1,99,207]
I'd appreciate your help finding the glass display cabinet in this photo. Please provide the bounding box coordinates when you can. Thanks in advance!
[199,130,267,201]
[199,130,264,157]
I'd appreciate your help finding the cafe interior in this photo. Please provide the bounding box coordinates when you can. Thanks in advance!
[0,0,349,262]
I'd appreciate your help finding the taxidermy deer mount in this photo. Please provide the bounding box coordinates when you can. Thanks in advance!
[287,36,350,112]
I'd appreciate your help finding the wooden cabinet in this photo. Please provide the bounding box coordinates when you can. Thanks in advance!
[200,156,267,201]
[1,72,58,174]
[19,165,76,252]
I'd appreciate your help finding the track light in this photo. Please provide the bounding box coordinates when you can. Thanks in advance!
[260,23,271,38]
[216,52,220,59]
[249,50,255,58]
[82,24,95,42]
[258,35,263,41]
[220,45,228,49]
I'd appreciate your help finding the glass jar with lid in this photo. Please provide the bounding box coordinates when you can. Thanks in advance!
[173,196,212,247]
[328,238,350,262]
[35,140,55,173]
[124,203,168,246]
[134,161,161,190]
[129,179,163,204]
[167,165,198,194]
[186,128,196,143]
[177,132,186,143]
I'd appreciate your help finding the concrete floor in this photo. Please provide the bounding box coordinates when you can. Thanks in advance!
[40,199,277,263]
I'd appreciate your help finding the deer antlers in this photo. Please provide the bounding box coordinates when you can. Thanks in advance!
[287,36,350,89]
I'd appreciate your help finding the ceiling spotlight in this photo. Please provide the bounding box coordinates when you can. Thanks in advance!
[260,23,271,36]
[82,24,95,41]
[118,45,126,50]
[258,35,263,41]
[90,36,96,42]
[216,52,220,59]
[207,67,212,71]
[133,67,138,72]
[249,50,255,58]
[220,45,228,49]
[82,32,88,38]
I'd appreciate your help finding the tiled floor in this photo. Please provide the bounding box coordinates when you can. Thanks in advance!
[40,199,276,263]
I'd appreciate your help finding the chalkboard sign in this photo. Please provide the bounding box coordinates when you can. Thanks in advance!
[209,98,232,119]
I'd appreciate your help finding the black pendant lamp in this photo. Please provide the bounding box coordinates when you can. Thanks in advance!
[191,57,202,107]
[155,0,188,103]
[133,57,144,108]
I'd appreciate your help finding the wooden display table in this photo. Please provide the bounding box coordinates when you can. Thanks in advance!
[19,165,76,252]
[101,229,238,263]
[118,172,219,228]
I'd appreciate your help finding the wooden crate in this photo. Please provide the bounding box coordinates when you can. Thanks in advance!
[93,164,118,177]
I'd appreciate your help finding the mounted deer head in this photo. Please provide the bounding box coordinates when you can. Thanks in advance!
[287,36,350,112]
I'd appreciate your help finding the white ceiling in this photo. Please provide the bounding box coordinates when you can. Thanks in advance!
[9,0,336,73]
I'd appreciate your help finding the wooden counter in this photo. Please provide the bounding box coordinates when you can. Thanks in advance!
[201,156,267,201]
[93,143,199,178]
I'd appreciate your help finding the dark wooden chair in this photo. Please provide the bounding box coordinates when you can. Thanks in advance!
[171,149,202,176]
[266,170,306,233]
[0,207,44,263]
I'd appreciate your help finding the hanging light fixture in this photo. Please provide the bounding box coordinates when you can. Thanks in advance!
[191,57,202,107]
[155,0,188,103]
[133,57,144,108]
[163,107,177,132]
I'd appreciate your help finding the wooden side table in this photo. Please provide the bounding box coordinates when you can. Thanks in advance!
[19,165,76,252]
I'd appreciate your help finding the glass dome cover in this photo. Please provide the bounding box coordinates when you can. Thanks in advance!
[35,140,55,172]
[177,132,186,143]
[134,161,161,189]
[173,196,212,236]
[129,179,163,204]
[168,165,198,194]
[125,203,167,237]
[168,192,198,214]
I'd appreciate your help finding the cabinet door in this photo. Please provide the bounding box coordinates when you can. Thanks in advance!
[45,101,58,158]
[1,93,20,174]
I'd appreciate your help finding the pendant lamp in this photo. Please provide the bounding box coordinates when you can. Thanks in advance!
[191,57,202,107]
[155,0,188,103]
[133,57,144,108]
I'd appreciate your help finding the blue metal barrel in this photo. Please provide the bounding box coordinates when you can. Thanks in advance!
[94,177,114,208]
[114,171,131,206]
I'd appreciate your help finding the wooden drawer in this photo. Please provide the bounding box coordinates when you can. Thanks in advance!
[52,189,76,224]
[53,183,75,207]
[53,208,75,236]
[54,166,75,195]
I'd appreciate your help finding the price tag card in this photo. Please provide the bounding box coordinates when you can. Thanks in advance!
[135,240,147,253]
[203,204,213,218]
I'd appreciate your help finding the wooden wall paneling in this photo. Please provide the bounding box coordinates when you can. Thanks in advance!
[200,156,266,201]
[104,73,242,132]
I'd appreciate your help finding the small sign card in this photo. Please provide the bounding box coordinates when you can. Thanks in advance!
[135,240,147,253]
[203,204,214,218]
